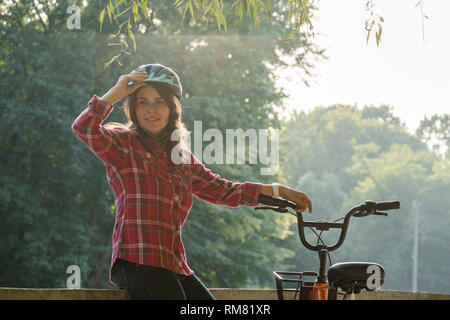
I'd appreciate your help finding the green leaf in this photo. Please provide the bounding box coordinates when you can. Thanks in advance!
[174,0,185,8]
[376,26,382,46]
[182,2,190,22]
[106,2,112,24]
[128,28,136,51]
[99,8,106,32]
[104,53,120,68]
[140,0,149,19]
[132,4,139,23]
[289,29,296,40]
[189,1,195,18]
[203,3,211,17]
[239,1,244,20]
[215,10,221,31]
[121,48,131,55]
[107,29,121,39]
[220,11,227,32]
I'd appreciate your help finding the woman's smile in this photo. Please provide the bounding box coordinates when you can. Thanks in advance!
[145,116,161,123]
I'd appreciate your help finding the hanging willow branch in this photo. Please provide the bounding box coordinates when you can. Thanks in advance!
[97,0,433,67]
[98,0,316,67]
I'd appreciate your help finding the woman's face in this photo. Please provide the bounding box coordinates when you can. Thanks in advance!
[135,85,171,137]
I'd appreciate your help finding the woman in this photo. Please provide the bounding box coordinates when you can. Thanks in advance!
[72,63,312,300]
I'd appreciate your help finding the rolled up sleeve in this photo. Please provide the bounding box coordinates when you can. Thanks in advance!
[190,154,262,207]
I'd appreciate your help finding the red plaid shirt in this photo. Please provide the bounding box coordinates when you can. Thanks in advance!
[71,95,262,286]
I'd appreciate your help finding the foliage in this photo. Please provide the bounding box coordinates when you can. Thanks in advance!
[416,114,449,157]
[0,0,322,288]
[0,24,114,287]
[96,0,316,66]
[92,0,429,66]
[1,1,447,294]
[280,105,450,293]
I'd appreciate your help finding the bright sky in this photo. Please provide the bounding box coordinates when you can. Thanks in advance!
[278,0,450,133]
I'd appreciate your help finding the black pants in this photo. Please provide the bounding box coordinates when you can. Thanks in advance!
[117,259,215,300]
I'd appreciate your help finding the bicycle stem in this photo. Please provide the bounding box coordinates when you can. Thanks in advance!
[297,205,363,252]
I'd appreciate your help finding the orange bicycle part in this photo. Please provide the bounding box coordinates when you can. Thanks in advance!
[310,282,329,300]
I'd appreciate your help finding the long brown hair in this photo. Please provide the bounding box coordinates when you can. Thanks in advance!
[105,82,191,166]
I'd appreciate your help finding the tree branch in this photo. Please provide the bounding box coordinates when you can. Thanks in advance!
[32,0,48,33]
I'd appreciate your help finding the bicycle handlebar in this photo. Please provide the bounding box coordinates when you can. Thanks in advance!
[255,194,400,252]
[256,194,297,210]
[375,201,400,211]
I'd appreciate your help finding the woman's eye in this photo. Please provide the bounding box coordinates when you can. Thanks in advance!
[138,100,164,106]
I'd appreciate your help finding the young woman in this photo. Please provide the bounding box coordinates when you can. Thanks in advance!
[72,64,312,300]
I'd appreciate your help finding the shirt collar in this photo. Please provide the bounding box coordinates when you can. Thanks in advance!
[137,127,171,152]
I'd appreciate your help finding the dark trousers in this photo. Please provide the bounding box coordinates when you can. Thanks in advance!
[117,259,215,300]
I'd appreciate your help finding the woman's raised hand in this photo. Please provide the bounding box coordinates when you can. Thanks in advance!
[101,70,149,105]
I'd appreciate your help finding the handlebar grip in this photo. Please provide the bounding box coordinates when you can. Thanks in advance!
[376,201,400,211]
[257,194,297,209]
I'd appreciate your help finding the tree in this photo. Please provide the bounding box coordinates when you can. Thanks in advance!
[0,0,325,288]
[0,24,114,287]
[341,143,446,292]
[416,114,449,157]
[278,103,450,294]
[418,157,450,293]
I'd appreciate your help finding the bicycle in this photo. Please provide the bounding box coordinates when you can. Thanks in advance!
[255,194,400,300]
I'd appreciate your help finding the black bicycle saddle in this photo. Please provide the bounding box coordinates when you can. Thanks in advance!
[327,262,385,293]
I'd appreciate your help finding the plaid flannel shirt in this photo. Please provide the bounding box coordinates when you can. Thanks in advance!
[71,95,262,286]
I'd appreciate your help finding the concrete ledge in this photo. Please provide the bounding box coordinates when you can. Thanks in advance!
[210,288,450,300]
[355,290,450,300]
[1,287,449,300]
[0,287,131,300]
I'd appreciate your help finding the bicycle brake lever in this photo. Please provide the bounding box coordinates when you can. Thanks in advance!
[373,211,388,216]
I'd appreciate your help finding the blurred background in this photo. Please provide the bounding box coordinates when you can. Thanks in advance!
[0,0,448,294]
